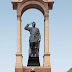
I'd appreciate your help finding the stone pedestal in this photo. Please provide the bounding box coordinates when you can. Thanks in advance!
[15,68,23,72]
[27,57,40,66]
[15,67,51,72]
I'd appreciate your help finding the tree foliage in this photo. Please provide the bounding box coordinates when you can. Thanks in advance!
[67,68,72,72]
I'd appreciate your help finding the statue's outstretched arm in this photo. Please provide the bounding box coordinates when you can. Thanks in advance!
[24,24,31,31]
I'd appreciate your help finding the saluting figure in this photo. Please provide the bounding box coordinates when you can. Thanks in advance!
[24,22,41,57]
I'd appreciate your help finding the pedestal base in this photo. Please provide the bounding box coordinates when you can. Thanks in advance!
[15,68,23,72]
[27,57,40,66]
[15,67,51,72]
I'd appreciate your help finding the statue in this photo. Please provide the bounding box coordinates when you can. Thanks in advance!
[24,22,41,57]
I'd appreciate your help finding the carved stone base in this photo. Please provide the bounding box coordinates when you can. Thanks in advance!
[23,67,51,72]
[15,68,23,72]
[15,67,51,72]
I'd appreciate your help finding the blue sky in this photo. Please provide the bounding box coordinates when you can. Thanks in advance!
[0,0,72,72]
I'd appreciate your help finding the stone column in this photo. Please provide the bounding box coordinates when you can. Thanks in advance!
[16,15,23,68]
[43,13,51,67]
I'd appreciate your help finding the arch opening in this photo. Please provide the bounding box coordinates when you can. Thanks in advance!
[22,9,44,66]
[21,4,44,16]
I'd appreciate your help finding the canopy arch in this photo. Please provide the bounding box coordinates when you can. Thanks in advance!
[17,1,48,16]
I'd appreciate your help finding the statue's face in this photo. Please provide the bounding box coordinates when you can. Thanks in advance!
[32,22,36,27]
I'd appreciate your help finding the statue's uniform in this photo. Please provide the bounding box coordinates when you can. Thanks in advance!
[25,24,41,42]
[24,24,41,57]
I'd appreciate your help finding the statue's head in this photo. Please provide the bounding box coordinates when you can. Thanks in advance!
[32,22,36,27]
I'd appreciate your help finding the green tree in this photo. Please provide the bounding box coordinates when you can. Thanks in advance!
[67,68,72,72]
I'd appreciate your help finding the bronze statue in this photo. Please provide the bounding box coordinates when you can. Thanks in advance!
[24,22,41,57]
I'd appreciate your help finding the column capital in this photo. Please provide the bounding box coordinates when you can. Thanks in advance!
[44,13,49,17]
[17,15,21,21]
[17,15,21,18]
[44,13,49,21]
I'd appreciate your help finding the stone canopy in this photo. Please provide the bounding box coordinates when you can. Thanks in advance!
[12,0,54,10]
[11,0,54,72]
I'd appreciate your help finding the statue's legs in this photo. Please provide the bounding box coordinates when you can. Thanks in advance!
[29,42,39,57]
[30,42,35,57]
[35,42,39,57]
[28,42,40,66]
